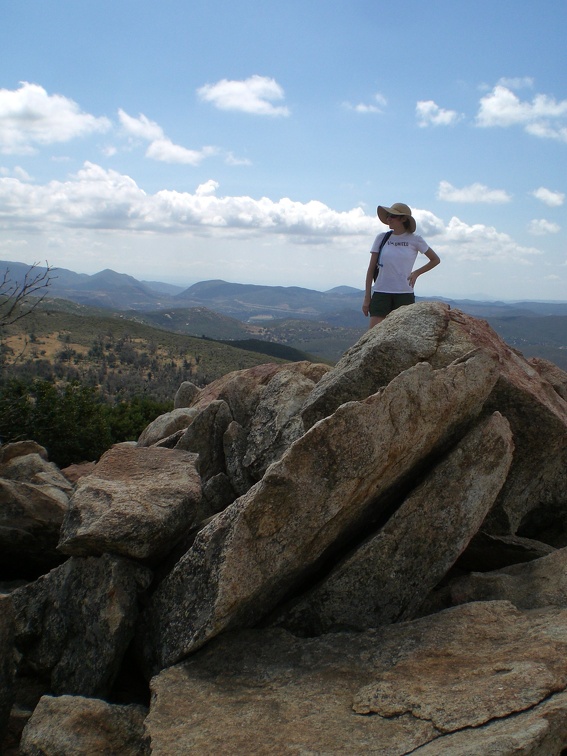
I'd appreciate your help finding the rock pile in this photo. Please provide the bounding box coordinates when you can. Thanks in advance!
[1,301,567,754]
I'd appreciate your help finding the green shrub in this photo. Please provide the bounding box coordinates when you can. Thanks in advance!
[0,379,172,468]
[103,395,173,443]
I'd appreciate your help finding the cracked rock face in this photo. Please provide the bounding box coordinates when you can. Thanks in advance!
[273,411,514,634]
[351,603,567,733]
[145,602,567,755]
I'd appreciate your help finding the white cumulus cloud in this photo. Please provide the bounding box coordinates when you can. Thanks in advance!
[118,109,164,141]
[437,181,512,204]
[197,75,290,117]
[441,216,542,263]
[343,93,387,114]
[476,84,567,142]
[416,100,462,127]
[528,219,561,235]
[0,164,545,276]
[532,187,565,207]
[196,180,219,196]
[146,139,218,166]
[118,109,217,165]
[0,82,111,155]
[0,162,375,237]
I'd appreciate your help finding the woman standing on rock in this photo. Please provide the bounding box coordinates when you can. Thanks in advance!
[362,202,440,328]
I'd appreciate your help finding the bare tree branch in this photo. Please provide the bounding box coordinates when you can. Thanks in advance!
[0,262,56,327]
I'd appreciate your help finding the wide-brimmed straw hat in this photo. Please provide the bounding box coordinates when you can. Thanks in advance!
[377,202,416,233]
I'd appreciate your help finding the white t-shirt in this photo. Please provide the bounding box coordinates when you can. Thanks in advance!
[370,232,430,294]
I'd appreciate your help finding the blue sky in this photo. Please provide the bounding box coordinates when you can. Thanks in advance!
[0,0,565,301]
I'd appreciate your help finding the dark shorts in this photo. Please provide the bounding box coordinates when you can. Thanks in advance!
[369,292,415,318]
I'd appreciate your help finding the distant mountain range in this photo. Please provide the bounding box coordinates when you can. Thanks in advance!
[2,260,567,367]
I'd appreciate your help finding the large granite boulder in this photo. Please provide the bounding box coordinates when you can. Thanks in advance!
[58,445,203,562]
[0,441,49,465]
[11,554,152,697]
[274,411,513,634]
[0,446,73,492]
[188,361,330,427]
[301,301,567,538]
[136,407,199,447]
[0,477,69,578]
[175,399,232,483]
[173,380,201,408]
[242,367,320,481]
[0,442,73,578]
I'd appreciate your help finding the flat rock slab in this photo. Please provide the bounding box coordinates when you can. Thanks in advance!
[146,601,567,755]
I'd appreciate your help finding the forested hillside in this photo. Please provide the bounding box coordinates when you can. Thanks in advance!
[0,304,295,403]
[0,301,298,467]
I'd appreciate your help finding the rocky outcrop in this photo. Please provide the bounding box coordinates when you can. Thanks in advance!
[2,302,567,753]
[138,349,500,671]
[301,302,567,538]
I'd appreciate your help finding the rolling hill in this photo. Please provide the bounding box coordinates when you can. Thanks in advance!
[2,260,566,369]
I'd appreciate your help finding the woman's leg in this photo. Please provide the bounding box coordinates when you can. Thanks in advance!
[369,315,385,328]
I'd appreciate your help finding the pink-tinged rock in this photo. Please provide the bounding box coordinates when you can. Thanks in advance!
[189,361,329,427]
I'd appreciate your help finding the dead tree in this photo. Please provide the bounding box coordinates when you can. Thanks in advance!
[0,262,56,328]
